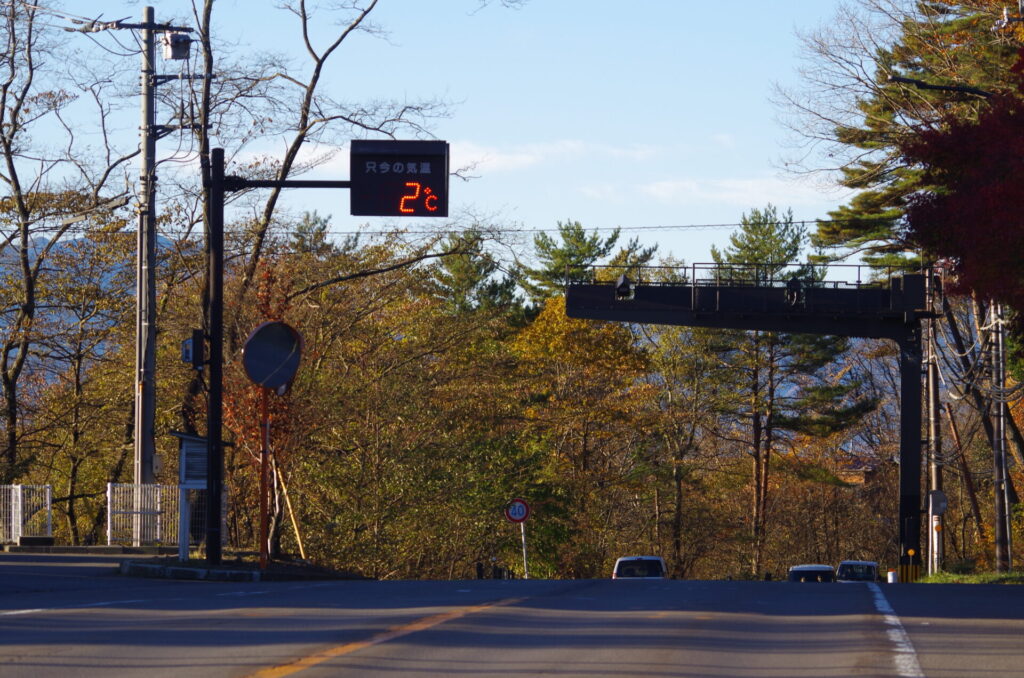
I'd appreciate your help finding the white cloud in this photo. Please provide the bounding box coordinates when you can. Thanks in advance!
[231,143,348,177]
[235,139,662,181]
[451,139,659,174]
[639,176,853,209]
[595,142,660,161]
[452,141,550,172]
[711,133,737,149]
[578,181,631,205]
[640,179,702,202]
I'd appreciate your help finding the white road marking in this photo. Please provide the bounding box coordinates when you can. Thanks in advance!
[0,581,334,617]
[868,583,925,678]
[2,598,170,616]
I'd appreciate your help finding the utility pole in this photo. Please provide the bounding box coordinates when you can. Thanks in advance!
[998,304,1013,567]
[135,6,157,486]
[64,6,193,545]
[992,302,1012,571]
[991,303,1007,573]
[127,8,193,488]
[926,273,943,575]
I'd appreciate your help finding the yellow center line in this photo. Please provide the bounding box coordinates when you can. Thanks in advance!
[247,597,524,678]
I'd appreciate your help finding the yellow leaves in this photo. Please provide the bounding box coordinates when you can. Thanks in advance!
[0,190,108,220]
[512,296,646,374]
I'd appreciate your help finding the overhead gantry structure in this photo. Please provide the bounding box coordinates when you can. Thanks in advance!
[565,264,931,582]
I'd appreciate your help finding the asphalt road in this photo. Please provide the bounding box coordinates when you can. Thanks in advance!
[2,553,1023,677]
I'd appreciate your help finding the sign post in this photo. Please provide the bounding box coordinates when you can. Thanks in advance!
[504,498,530,579]
[202,141,447,566]
[242,321,303,570]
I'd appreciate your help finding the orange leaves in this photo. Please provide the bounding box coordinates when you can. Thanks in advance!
[901,50,1024,311]
[254,261,294,320]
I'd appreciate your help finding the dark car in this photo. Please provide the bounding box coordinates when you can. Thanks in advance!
[612,556,667,579]
[787,564,835,583]
[836,560,880,582]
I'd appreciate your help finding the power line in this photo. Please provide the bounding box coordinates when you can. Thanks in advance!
[28,214,900,239]
[289,216,899,238]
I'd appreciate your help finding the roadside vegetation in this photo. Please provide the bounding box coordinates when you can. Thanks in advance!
[1,1,1022,581]
[921,572,1024,584]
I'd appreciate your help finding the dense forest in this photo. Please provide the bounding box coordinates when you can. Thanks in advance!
[2,1,1023,579]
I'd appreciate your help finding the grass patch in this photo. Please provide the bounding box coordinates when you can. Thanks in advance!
[919,571,1024,584]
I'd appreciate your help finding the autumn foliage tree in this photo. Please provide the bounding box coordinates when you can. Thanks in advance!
[901,48,1024,314]
[781,1,1018,264]
[512,296,654,576]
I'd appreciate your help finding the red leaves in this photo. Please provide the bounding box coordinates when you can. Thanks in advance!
[901,48,1024,310]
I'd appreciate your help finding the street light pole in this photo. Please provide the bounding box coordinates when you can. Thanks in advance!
[205,148,225,565]
[202,149,353,565]
[200,141,443,564]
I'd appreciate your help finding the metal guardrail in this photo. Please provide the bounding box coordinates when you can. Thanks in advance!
[569,262,934,290]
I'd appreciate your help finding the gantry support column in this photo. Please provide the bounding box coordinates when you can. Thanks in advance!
[898,329,923,582]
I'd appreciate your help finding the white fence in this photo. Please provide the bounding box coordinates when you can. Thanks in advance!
[1,485,52,544]
[107,483,220,547]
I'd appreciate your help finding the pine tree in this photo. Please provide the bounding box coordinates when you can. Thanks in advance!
[432,229,520,317]
[711,205,875,575]
[522,219,657,304]
[521,220,620,303]
[789,1,1018,264]
[289,211,337,258]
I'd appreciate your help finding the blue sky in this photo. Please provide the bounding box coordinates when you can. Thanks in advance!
[142,1,855,263]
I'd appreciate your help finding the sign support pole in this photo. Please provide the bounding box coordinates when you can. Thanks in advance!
[202,141,446,566]
[204,149,225,566]
[177,484,188,561]
[259,387,270,570]
[520,522,529,579]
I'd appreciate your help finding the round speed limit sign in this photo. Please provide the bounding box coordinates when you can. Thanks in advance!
[504,498,530,523]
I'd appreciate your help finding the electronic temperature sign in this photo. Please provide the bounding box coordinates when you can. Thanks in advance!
[350,140,449,217]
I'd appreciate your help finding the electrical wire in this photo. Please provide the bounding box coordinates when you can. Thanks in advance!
[9,2,138,57]
[213,217,900,239]
[104,29,139,56]
[12,1,97,24]
[23,218,891,242]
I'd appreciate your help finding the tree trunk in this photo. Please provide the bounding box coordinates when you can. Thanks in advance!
[751,408,764,576]
[2,374,17,482]
[66,458,82,544]
[672,462,684,577]
[653,486,661,553]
